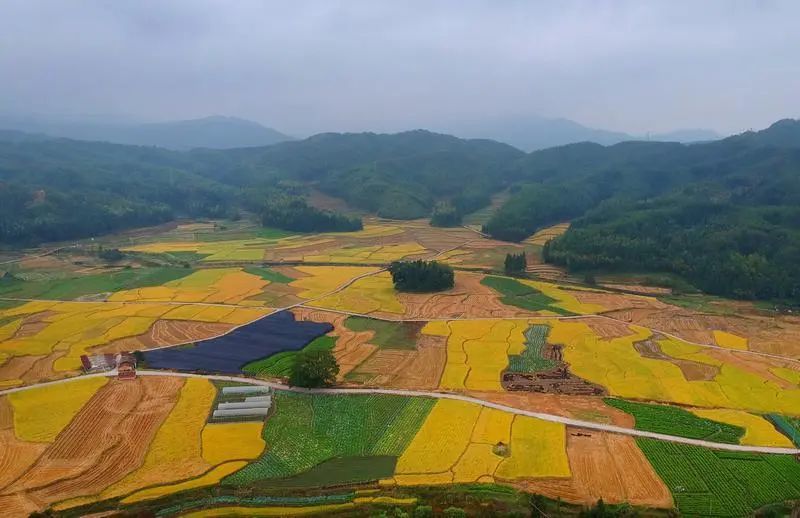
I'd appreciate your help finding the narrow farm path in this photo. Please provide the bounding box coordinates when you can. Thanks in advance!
[2,370,798,455]
[0,246,71,265]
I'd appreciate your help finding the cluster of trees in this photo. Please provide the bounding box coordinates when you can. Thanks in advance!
[545,196,800,301]
[430,201,461,227]
[504,251,527,276]
[260,194,362,232]
[388,260,455,292]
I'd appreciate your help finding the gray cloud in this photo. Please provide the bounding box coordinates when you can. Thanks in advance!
[1,0,798,136]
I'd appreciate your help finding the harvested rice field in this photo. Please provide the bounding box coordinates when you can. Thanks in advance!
[3,217,800,517]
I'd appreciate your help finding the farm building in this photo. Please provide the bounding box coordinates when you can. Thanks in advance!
[80,352,137,379]
[80,353,117,373]
[116,353,137,380]
[221,385,272,395]
[211,385,272,420]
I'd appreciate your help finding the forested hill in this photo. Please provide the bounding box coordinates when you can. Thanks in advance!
[192,130,524,218]
[486,119,800,302]
[0,136,235,244]
[0,130,522,244]
[4,120,800,302]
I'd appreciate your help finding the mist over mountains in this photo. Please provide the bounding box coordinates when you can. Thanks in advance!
[0,112,720,152]
[442,116,721,152]
[0,114,293,150]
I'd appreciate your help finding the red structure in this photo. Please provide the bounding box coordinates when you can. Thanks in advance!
[79,352,137,379]
[116,353,137,380]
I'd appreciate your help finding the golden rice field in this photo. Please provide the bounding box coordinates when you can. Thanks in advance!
[689,408,794,448]
[524,222,571,246]
[0,298,270,377]
[4,218,800,517]
[393,399,570,485]
[8,376,108,442]
[555,319,800,414]
[108,268,269,305]
[307,272,404,315]
[0,376,269,514]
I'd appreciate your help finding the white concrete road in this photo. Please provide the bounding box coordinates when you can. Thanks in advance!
[3,369,798,456]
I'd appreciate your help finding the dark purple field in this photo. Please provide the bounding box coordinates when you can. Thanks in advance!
[142,310,333,374]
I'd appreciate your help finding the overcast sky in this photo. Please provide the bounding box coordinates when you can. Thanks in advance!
[1,0,798,136]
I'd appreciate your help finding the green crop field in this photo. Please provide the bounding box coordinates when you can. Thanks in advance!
[605,398,745,444]
[344,316,420,349]
[638,439,800,516]
[259,456,397,489]
[224,393,435,484]
[242,335,336,377]
[243,266,294,284]
[480,276,574,316]
[0,267,193,300]
[767,414,800,446]
[507,324,558,372]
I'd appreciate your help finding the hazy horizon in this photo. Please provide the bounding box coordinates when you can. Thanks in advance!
[1,1,798,137]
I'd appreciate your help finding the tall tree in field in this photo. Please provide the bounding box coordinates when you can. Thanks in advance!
[289,349,339,388]
[504,251,527,276]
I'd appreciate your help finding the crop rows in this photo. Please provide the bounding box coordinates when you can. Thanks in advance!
[638,439,800,516]
[507,324,557,372]
[605,398,744,444]
[224,393,433,485]
[766,414,800,446]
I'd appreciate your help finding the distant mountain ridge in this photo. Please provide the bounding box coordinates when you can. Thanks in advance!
[0,114,293,150]
[443,116,721,151]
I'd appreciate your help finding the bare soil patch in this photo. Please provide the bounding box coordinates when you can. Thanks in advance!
[291,308,377,378]
[634,334,719,382]
[105,320,235,351]
[391,334,446,389]
[3,376,182,508]
[399,272,534,319]
[469,391,633,427]
[605,307,800,358]
[513,430,672,508]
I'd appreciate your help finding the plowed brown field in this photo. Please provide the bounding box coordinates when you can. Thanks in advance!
[513,430,672,508]
[605,307,800,358]
[291,308,377,378]
[0,397,48,492]
[469,391,634,427]
[105,320,235,351]
[390,334,446,389]
[2,376,182,510]
[399,272,534,319]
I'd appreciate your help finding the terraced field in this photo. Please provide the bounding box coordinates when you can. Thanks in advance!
[2,217,800,517]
